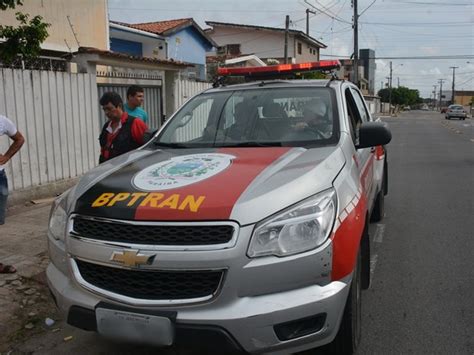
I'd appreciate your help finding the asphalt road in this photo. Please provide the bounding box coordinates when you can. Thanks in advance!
[357,110,473,354]
[11,110,473,355]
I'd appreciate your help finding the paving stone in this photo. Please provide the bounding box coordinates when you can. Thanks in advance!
[4,274,19,282]
[24,288,37,295]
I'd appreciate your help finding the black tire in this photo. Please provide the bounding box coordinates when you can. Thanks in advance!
[371,172,385,223]
[328,250,362,355]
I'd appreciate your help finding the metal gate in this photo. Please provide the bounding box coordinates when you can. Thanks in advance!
[97,85,162,129]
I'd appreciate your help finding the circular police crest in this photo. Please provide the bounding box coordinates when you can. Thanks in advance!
[132,153,235,191]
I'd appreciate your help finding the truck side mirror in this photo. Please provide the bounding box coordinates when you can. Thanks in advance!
[357,122,392,149]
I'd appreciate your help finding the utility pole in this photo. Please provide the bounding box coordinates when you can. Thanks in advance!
[284,15,289,64]
[433,85,437,110]
[397,77,400,88]
[449,66,458,104]
[438,78,446,110]
[352,0,359,86]
[388,61,393,115]
[306,9,316,35]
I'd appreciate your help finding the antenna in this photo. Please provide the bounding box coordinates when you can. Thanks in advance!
[64,39,72,53]
[67,15,81,48]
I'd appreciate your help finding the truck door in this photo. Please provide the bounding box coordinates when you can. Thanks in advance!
[344,87,376,211]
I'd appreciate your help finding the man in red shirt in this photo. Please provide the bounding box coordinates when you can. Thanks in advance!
[99,92,148,163]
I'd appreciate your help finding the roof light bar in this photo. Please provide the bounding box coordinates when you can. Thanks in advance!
[217,60,341,77]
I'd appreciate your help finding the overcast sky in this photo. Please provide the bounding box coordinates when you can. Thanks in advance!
[108,0,473,98]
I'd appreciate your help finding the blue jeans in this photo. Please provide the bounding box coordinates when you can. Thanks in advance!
[0,170,8,225]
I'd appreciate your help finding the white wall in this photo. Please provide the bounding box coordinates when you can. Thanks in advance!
[209,27,294,60]
[0,0,108,53]
[109,27,167,60]
[294,40,320,62]
[208,27,323,63]
[0,69,210,194]
[174,79,212,109]
[0,69,101,192]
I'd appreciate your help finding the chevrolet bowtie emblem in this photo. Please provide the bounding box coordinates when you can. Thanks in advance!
[110,250,156,267]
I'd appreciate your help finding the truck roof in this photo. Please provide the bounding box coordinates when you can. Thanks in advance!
[204,79,346,93]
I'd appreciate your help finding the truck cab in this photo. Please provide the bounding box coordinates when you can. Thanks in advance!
[47,61,391,354]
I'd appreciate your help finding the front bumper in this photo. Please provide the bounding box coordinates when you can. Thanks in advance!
[47,217,352,354]
[48,260,350,354]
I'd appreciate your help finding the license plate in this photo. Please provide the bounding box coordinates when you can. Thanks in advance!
[96,307,174,346]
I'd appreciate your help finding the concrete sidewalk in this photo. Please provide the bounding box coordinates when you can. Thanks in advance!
[0,203,184,354]
[0,203,51,278]
[0,202,55,352]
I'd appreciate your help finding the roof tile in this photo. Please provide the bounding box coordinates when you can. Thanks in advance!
[118,18,193,35]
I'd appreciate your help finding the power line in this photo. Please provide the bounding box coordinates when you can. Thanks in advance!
[385,0,472,6]
[393,71,474,77]
[108,7,304,13]
[320,54,474,60]
[319,0,349,34]
[304,0,353,25]
[370,55,474,60]
[359,0,377,17]
[360,21,472,26]
[457,77,474,86]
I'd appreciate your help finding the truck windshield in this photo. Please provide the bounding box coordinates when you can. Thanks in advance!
[154,87,339,148]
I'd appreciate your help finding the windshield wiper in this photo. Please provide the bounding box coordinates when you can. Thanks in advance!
[219,141,282,147]
[152,141,191,148]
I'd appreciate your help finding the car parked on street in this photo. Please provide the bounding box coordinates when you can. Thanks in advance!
[445,104,467,120]
[46,61,391,354]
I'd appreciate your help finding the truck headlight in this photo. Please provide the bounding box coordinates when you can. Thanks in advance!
[248,188,337,258]
[48,192,69,241]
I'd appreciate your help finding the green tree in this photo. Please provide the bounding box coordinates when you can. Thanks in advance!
[377,88,390,102]
[296,71,328,79]
[377,86,422,106]
[0,0,50,64]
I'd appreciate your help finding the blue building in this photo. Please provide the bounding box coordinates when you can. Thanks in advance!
[110,19,216,80]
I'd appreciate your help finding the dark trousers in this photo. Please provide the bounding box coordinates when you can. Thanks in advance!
[0,170,8,225]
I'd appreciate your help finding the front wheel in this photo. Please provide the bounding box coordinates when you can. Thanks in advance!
[371,168,385,222]
[328,250,362,355]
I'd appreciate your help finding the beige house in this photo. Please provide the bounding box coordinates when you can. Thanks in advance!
[454,90,474,106]
[0,0,108,55]
[205,21,326,64]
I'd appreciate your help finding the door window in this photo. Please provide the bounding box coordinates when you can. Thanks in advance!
[344,88,362,144]
[350,88,370,123]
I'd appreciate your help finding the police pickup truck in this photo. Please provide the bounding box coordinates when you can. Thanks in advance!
[47,61,391,354]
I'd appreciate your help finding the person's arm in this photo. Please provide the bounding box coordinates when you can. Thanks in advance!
[0,131,25,165]
[131,119,148,145]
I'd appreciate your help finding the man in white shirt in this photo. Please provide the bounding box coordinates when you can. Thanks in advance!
[0,114,25,225]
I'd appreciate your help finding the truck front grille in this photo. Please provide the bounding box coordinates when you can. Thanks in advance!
[72,217,235,246]
[75,259,224,300]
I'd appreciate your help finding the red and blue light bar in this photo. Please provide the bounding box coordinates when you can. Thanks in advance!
[217,60,341,77]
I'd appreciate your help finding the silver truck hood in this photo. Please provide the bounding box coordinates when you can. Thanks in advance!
[69,146,345,225]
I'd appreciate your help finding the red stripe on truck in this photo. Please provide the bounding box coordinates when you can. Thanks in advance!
[133,147,290,221]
